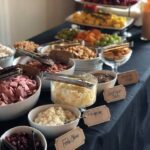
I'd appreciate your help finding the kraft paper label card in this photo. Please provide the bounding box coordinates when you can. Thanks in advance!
[55,127,85,150]
[83,105,111,127]
[117,70,139,86]
[103,85,126,103]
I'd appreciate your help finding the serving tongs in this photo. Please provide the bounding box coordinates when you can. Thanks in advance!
[32,131,37,150]
[0,64,41,80]
[0,66,23,80]
[1,139,17,150]
[101,42,134,51]
[50,41,81,49]
[42,72,94,89]
[17,49,54,66]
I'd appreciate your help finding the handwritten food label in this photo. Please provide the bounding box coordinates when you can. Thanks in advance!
[117,70,139,86]
[83,105,111,127]
[55,127,85,150]
[103,85,126,103]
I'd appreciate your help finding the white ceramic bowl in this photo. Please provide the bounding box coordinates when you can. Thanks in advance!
[13,56,75,89]
[0,76,41,121]
[0,48,15,68]
[91,70,117,94]
[28,104,81,138]
[39,45,103,72]
[0,126,47,150]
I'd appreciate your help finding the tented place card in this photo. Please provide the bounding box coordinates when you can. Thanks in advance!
[117,70,139,86]
[55,127,85,150]
[83,105,111,127]
[103,85,126,103]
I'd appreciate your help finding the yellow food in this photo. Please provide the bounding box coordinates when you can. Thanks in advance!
[71,11,127,29]
[51,74,97,108]
[34,106,76,126]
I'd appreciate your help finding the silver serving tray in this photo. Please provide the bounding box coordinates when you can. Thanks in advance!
[74,0,140,9]
[66,11,134,31]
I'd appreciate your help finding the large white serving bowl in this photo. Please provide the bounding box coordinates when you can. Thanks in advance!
[13,56,75,89]
[0,76,41,121]
[0,126,47,150]
[91,70,117,94]
[28,104,81,138]
[39,45,103,72]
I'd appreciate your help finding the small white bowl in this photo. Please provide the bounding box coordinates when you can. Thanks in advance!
[0,48,15,68]
[13,56,75,89]
[0,126,47,150]
[0,76,41,121]
[39,45,102,72]
[91,70,117,94]
[28,104,81,138]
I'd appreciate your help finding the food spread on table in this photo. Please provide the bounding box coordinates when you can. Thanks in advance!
[34,106,76,126]
[0,0,139,149]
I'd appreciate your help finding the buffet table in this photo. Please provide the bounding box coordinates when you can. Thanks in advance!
[1,23,150,150]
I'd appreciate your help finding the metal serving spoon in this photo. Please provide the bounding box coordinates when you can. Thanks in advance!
[16,49,54,66]
[42,72,95,89]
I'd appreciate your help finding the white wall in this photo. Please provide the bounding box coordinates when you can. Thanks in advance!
[0,0,75,45]
[47,0,75,28]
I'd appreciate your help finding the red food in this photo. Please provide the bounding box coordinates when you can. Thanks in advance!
[0,75,38,106]
[5,132,43,150]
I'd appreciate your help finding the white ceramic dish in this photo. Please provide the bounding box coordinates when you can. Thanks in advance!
[0,76,41,121]
[0,126,47,150]
[28,104,81,138]
[91,70,117,94]
[39,45,103,72]
[66,11,134,30]
[13,56,75,89]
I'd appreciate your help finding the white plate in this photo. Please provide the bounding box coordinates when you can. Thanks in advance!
[66,11,134,30]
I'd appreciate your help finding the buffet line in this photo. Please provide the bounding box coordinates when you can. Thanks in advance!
[0,4,140,150]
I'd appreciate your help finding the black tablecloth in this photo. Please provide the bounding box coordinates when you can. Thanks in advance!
[1,23,150,150]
